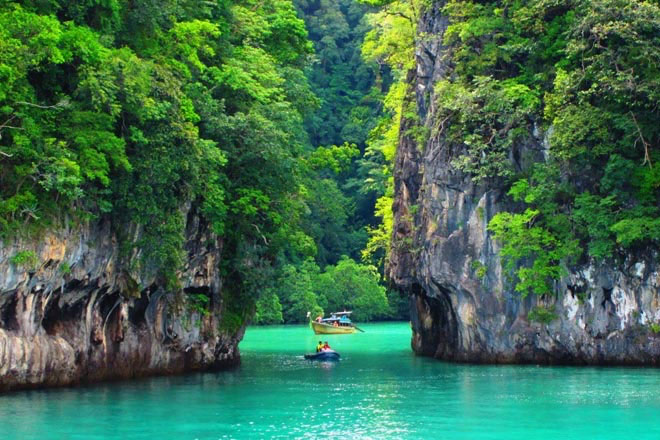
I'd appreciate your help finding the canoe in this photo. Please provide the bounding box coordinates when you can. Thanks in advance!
[304,350,340,361]
[310,320,356,334]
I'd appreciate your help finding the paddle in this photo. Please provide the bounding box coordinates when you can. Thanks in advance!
[353,325,366,333]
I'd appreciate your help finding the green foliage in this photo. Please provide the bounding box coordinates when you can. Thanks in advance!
[219,310,245,334]
[386,288,410,320]
[436,0,660,296]
[650,322,660,334]
[266,256,392,323]
[315,256,389,321]
[304,177,359,266]
[476,206,485,221]
[0,4,130,236]
[308,143,360,174]
[9,250,38,269]
[59,261,71,275]
[362,190,393,266]
[1,0,323,298]
[489,168,580,297]
[291,0,428,294]
[1,0,408,325]
[273,259,323,323]
[359,3,415,268]
[611,218,660,248]
[293,0,395,273]
[527,305,558,325]
[362,0,420,72]
[437,77,539,180]
[188,293,211,317]
[471,260,487,280]
[295,0,381,149]
[573,193,617,259]
[254,290,284,325]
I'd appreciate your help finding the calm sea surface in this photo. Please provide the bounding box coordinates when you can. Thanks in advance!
[1,322,659,439]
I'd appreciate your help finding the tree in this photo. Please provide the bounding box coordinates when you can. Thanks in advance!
[315,256,389,321]
[276,260,324,323]
[254,290,284,325]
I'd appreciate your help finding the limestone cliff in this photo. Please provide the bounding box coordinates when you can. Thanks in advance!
[0,207,243,392]
[389,3,660,365]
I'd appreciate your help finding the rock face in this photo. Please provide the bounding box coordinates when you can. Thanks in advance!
[389,3,660,365]
[0,207,243,392]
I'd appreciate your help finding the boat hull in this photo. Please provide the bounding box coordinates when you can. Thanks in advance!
[304,350,340,361]
[310,321,356,334]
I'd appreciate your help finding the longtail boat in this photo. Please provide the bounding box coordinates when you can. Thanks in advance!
[308,311,361,334]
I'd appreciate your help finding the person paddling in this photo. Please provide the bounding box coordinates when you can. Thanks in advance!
[322,341,331,351]
[316,341,324,352]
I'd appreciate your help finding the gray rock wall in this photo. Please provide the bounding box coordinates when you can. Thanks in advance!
[0,207,243,392]
[389,2,660,365]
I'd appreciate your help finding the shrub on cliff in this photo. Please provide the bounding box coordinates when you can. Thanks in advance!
[437,0,660,296]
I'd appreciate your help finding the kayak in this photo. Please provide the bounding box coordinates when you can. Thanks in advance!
[304,350,340,361]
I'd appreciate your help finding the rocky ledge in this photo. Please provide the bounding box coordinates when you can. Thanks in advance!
[0,207,243,392]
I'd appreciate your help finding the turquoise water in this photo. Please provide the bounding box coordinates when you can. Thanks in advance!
[1,322,659,439]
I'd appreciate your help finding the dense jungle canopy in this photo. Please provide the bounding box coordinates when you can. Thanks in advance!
[1,0,658,323]
[0,0,410,324]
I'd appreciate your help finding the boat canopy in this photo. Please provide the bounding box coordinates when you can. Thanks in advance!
[320,317,340,322]
[321,315,352,324]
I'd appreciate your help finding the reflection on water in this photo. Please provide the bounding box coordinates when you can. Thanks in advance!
[1,322,660,439]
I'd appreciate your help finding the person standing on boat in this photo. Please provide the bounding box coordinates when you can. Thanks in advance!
[316,341,323,352]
